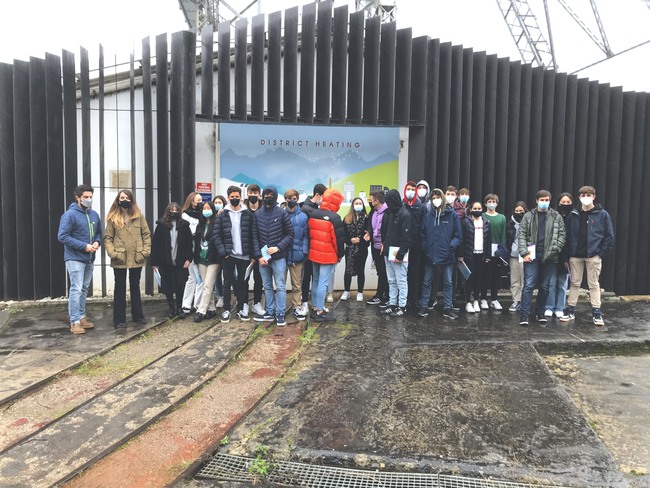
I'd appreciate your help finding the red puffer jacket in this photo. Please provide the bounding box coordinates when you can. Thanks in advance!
[308,189,346,264]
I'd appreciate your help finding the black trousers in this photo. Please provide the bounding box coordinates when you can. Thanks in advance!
[465,254,485,301]
[481,258,501,301]
[344,248,368,292]
[245,261,263,304]
[113,267,144,324]
[223,257,249,312]
[159,264,189,310]
[302,259,312,303]
[371,246,389,300]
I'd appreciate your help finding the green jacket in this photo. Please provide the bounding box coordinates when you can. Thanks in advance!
[518,208,565,263]
[104,214,151,269]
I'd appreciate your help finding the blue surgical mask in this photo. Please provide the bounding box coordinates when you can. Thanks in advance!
[354,204,363,212]
[202,209,213,218]
[538,201,550,210]
[214,203,223,211]
[459,195,470,204]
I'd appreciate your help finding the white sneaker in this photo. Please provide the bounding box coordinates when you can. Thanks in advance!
[474,300,480,311]
[216,296,224,308]
[555,310,564,319]
[298,303,310,316]
[544,309,553,318]
[252,302,265,316]
[480,299,489,310]
[356,292,364,302]
[326,293,334,303]
[465,302,475,313]
[341,291,350,301]
[490,300,502,310]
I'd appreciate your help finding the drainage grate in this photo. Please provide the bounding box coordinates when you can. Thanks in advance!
[197,453,570,488]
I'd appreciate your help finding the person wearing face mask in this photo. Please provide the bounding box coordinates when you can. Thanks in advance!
[457,188,471,217]
[518,190,566,326]
[459,201,491,313]
[417,188,461,319]
[447,185,467,310]
[243,185,265,316]
[58,184,103,335]
[341,197,370,302]
[505,201,528,312]
[192,201,220,322]
[299,183,328,313]
[151,202,193,319]
[179,192,205,318]
[363,191,390,306]
[252,186,294,326]
[104,190,151,328]
[214,186,255,323]
[283,189,310,321]
[402,181,425,313]
[416,180,430,204]
[561,186,614,326]
[480,193,507,311]
[544,193,574,319]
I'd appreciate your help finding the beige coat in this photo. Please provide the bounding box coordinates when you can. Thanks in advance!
[104,214,151,269]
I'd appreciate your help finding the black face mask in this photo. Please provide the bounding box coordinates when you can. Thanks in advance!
[119,200,132,209]
[263,196,274,207]
[471,210,482,218]
[169,211,180,219]
[513,212,524,222]
[248,195,258,204]
[559,204,573,214]
[229,198,240,208]
[287,200,298,209]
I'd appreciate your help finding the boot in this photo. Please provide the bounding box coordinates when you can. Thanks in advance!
[167,300,176,318]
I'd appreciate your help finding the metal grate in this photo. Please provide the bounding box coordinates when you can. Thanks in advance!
[196,453,570,487]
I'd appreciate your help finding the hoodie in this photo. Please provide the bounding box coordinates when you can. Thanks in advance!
[380,189,411,261]
[416,179,430,204]
[252,186,294,259]
[403,181,425,250]
[308,189,346,264]
[58,202,102,263]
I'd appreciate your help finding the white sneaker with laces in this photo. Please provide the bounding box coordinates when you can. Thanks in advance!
[490,300,502,310]
[341,291,350,301]
[474,300,480,311]
[555,310,564,319]
[466,302,475,313]
[252,302,265,316]
[356,292,364,302]
[216,296,224,308]
[480,299,489,310]
[326,293,334,303]
[299,303,310,316]
[544,309,553,318]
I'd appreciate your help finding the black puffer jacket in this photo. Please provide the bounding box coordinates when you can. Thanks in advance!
[252,186,294,259]
[380,190,411,261]
[461,216,492,260]
[150,217,193,267]
[213,206,254,259]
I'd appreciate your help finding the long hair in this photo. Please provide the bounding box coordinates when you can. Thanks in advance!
[344,197,367,225]
[106,189,141,228]
[182,192,201,212]
[162,202,182,228]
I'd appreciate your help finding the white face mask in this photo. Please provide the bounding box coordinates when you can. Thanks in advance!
[580,196,594,207]
[405,190,415,200]
[417,188,427,198]
[486,202,497,211]
[445,195,456,205]
[432,198,442,208]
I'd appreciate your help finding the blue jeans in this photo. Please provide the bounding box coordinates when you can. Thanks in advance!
[546,266,568,313]
[259,257,287,317]
[312,263,335,312]
[385,257,408,307]
[66,260,94,324]
[520,261,555,319]
[420,262,453,310]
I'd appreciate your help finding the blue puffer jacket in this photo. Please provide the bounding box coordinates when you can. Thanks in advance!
[421,204,461,265]
[252,186,294,259]
[58,203,102,263]
[286,205,309,265]
[565,204,615,258]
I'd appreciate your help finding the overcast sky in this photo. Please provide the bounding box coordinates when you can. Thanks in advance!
[0,0,648,92]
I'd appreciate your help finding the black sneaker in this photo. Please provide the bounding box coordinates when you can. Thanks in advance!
[114,322,127,328]
[220,310,231,323]
[560,306,576,322]
[519,317,529,326]
[194,312,205,323]
[134,318,147,325]
[313,312,329,322]
[535,314,548,324]
[417,307,429,318]
[592,308,605,326]
[366,297,381,305]
[380,305,396,315]
[452,303,460,312]
[389,307,406,317]
[254,313,274,322]
[205,310,217,319]
[443,308,458,319]
[427,300,437,310]
[276,315,287,327]
[378,301,390,309]
[178,309,188,319]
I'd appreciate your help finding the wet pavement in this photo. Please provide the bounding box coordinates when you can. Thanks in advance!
[216,298,650,488]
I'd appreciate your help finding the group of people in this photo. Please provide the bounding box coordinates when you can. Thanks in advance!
[58,178,614,335]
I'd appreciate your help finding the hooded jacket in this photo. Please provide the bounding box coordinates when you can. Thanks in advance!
[565,204,614,259]
[213,205,254,260]
[58,202,103,263]
[518,208,566,263]
[286,204,310,265]
[380,189,411,261]
[421,200,462,265]
[308,189,346,264]
[403,181,425,251]
[416,179,430,204]
[252,186,294,260]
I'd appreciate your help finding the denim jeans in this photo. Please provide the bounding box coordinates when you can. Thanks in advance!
[259,257,287,316]
[312,262,335,312]
[520,261,555,319]
[385,257,408,307]
[66,260,94,324]
[546,266,568,312]
[420,262,453,310]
